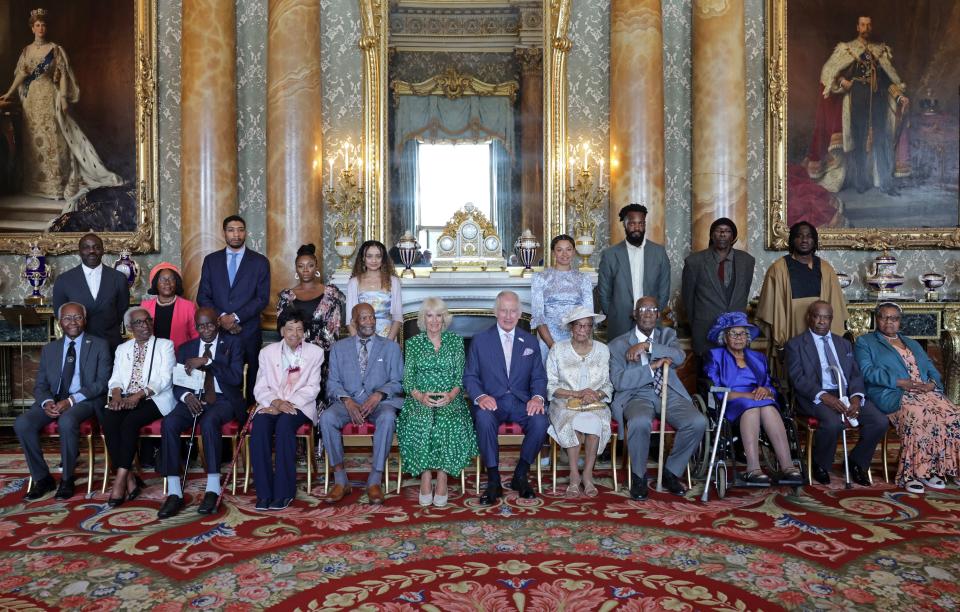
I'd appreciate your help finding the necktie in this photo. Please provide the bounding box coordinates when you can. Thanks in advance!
[359,338,369,377]
[503,332,513,376]
[821,335,842,387]
[653,365,664,396]
[228,252,238,286]
[202,342,216,404]
[57,340,76,401]
[718,258,727,283]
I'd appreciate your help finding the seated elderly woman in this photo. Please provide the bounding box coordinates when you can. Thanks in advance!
[250,309,323,511]
[545,306,613,497]
[397,297,478,508]
[703,312,802,484]
[855,302,960,494]
[102,307,176,506]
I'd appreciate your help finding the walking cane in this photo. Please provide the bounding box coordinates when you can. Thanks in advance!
[655,362,670,492]
[701,387,730,503]
[215,405,261,510]
[182,411,201,485]
[829,365,853,489]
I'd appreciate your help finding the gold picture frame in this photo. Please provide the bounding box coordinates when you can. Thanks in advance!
[0,0,158,255]
[358,0,571,265]
[765,0,960,250]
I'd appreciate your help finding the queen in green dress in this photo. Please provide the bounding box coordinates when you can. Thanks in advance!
[397,297,478,508]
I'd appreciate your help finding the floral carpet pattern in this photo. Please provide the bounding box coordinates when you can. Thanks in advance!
[0,451,959,611]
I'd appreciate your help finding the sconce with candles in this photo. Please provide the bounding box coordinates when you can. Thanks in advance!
[325,138,365,270]
[566,138,607,271]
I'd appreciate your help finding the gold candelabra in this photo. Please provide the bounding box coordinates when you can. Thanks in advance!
[325,139,364,270]
[566,139,606,271]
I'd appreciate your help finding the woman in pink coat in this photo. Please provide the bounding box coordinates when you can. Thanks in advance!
[140,262,198,351]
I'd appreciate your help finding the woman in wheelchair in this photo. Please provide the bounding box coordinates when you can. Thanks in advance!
[703,312,803,485]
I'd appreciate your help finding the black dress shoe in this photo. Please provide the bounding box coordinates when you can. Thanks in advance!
[660,470,687,496]
[255,498,271,511]
[478,483,503,505]
[812,465,831,485]
[268,497,294,511]
[127,475,147,501]
[510,475,536,499]
[54,479,75,500]
[197,491,219,514]
[157,495,184,519]
[629,474,648,501]
[850,464,872,487]
[24,476,56,501]
[107,495,125,508]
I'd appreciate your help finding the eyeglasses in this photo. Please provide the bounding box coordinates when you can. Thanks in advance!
[60,315,84,323]
[877,315,901,322]
[635,307,659,314]
[129,317,153,328]
[726,330,750,339]
[571,322,594,329]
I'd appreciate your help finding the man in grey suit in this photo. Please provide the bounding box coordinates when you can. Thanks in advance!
[52,233,130,351]
[15,302,112,500]
[598,204,672,340]
[681,218,755,356]
[321,303,404,505]
[609,296,706,500]
[785,301,887,486]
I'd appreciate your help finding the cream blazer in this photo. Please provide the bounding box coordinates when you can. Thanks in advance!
[108,336,177,415]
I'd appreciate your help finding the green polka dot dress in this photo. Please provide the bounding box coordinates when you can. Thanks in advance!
[397,331,478,476]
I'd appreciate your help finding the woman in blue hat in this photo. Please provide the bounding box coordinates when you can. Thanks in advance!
[703,312,803,484]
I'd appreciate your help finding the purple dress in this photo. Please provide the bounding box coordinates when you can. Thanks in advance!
[703,347,778,421]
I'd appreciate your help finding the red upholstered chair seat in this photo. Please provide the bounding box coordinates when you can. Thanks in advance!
[341,422,375,436]
[650,419,677,433]
[41,418,95,436]
[610,420,619,435]
[498,422,525,435]
[139,419,164,436]
[806,417,820,428]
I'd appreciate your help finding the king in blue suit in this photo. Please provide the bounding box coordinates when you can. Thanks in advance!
[158,308,246,518]
[464,291,548,504]
[197,215,270,405]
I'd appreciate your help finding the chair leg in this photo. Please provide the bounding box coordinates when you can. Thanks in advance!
[86,434,94,495]
[551,438,558,493]
[243,438,251,493]
[611,434,618,492]
[230,437,238,495]
[536,450,543,493]
[460,468,466,493]
[306,436,314,494]
[475,456,480,494]
[323,449,330,494]
[101,434,110,495]
[686,463,692,490]
[396,453,402,495]
[627,451,632,491]
[806,428,814,484]
[882,430,890,483]
[384,447,390,494]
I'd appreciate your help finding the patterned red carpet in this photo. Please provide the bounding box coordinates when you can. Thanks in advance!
[1,451,959,611]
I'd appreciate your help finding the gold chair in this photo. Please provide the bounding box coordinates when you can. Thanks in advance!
[28,418,97,495]
[550,419,619,492]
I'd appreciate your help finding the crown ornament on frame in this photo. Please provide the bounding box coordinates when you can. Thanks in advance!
[566,138,607,271]
[324,138,364,270]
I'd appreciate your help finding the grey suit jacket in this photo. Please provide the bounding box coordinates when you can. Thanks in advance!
[608,326,689,428]
[52,265,130,351]
[326,335,404,411]
[785,331,865,410]
[680,247,755,356]
[32,334,112,409]
[597,240,671,340]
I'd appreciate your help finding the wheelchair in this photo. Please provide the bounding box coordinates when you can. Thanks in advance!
[694,377,806,501]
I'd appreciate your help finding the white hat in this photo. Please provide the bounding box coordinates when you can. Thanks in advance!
[561,306,606,327]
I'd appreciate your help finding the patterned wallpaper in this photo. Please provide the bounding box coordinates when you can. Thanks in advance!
[0,0,951,305]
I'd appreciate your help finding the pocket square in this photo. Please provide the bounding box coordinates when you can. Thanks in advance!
[522,348,534,357]
[377,358,383,362]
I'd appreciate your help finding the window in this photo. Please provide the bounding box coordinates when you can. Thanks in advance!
[416,142,493,250]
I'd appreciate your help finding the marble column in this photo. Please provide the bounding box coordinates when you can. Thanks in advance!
[266,0,323,312]
[691,0,747,252]
[180,0,238,299]
[516,48,543,245]
[609,0,665,244]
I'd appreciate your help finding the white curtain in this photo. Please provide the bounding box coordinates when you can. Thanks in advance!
[395,95,515,155]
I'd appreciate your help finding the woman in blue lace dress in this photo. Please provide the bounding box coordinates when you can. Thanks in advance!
[346,240,402,341]
[531,234,594,362]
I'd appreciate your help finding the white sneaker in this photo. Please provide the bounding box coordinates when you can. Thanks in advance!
[905,480,925,494]
[920,476,946,490]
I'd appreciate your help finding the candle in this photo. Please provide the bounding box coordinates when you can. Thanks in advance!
[328,158,334,190]
[568,156,575,186]
[343,144,350,171]
[582,145,589,171]
[598,157,605,188]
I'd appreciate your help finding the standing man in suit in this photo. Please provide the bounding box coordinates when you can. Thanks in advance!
[598,204,672,341]
[321,303,404,505]
[197,215,270,406]
[157,307,245,518]
[15,302,112,500]
[464,290,548,504]
[609,296,707,500]
[681,218,755,357]
[53,233,130,351]
[785,301,886,486]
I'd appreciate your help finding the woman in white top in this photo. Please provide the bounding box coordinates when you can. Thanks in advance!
[546,306,613,498]
[346,240,402,341]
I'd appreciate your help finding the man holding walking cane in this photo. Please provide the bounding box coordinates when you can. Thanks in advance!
[609,297,706,500]
[158,308,245,518]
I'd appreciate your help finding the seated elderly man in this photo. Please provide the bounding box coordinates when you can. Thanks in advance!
[157,307,245,519]
[464,290,548,504]
[321,303,404,505]
[15,302,112,501]
[786,301,887,486]
[609,296,707,500]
